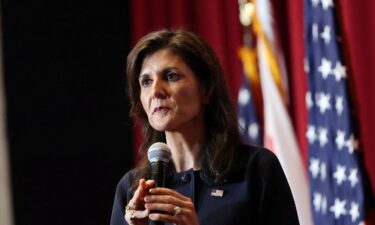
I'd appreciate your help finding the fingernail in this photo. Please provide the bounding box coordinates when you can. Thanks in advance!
[144,196,149,202]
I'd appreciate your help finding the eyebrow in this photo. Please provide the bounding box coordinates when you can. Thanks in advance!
[139,67,181,79]
[138,74,149,80]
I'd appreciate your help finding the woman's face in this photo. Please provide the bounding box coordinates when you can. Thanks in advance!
[139,48,207,132]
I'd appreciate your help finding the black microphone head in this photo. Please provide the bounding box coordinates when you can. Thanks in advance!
[147,142,172,163]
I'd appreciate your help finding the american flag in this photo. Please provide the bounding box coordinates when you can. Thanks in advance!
[304,0,365,224]
[237,73,262,146]
[238,1,314,223]
[237,44,262,146]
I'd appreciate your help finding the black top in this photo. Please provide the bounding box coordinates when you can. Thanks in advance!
[110,144,300,225]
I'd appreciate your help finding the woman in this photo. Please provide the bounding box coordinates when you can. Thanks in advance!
[110,29,299,225]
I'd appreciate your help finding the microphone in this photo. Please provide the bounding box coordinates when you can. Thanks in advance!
[148,142,172,188]
[147,142,172,225]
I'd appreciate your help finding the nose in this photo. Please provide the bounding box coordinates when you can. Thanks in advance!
[151,77,167,99]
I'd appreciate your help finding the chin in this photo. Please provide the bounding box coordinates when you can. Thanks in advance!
[150,122,176,132]
[150,122,169,132]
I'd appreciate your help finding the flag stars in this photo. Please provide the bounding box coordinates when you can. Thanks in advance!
[306,91,314,109]
[335,96,344,115]
[306,125,317,144]
[318,58,332,79]
[333,164,347,185]
[348,168,359,188]
[316,92,331,114]
[330,198,347,219]
[320,25,332,44]
[311,0,319,7]
[332,61,347,81]
[313,193,328,214]
[346,134,359,154]
[304,58,310,73]
[312,23,319,42]
[321,196,327,214]
[321,0,334,10]
[248,122,260,140]
[313,192,322,212]
[309,157,320,178]
[238,87,251,105]
[320,162,327,181]
[306,1,364,223]
[349,202,360,222]
[335,130,346,150]
[318,127,329,148]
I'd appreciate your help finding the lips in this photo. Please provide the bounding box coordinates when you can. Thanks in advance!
[152,106,171,115]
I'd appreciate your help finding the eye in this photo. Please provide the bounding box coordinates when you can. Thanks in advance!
[140,77,152,87]
[166,71,180,82]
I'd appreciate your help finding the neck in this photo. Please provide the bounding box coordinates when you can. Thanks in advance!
[165,124,205,172]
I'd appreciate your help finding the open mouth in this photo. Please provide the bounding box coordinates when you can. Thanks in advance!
[153,107,171,115]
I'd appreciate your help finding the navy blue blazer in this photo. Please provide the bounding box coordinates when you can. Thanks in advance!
[110,144,300,225]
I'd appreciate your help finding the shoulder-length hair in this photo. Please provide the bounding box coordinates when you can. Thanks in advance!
[127,29,241,187]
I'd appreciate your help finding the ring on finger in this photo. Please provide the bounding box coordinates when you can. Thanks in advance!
[128,210,136,220]
[173,206,181,216]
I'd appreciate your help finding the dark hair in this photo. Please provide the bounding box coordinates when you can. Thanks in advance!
[127,29,241,189]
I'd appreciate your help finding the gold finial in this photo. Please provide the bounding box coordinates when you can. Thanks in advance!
[238,0,254,27]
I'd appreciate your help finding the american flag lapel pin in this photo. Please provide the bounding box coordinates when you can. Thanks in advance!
[211,189,224,197]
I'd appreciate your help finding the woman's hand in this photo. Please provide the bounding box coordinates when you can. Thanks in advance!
[124,179,155,225]
[144,187,200,225]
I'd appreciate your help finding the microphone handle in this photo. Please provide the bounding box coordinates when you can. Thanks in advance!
[150,161,168,187]
[149,161,168,225]
[149,219,164,225]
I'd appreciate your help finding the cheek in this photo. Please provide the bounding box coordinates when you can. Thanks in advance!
[140,93,149,113]
[177,88,204,109]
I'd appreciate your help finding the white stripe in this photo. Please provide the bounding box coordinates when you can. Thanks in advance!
[258,39,313,225]
[256,1,313,223]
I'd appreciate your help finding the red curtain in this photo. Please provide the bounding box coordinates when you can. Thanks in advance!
[130,1,374,221]
[340,1,375,222]
[130,0,243,93]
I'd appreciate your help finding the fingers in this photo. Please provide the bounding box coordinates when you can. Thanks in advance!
[125,207,150,221]
[124,179,156,224]
[144,202,184,215]
[145,179,155,189]
[147,205,198,225]
[129,179,155,208]
[149,187,190,201]
[145,187,195,214]
[144,189,197,225]
[146,203,184,224]
[130,187,199,225]
[149,212,181,224]
[144,194,181,207]
[129,179,145,207]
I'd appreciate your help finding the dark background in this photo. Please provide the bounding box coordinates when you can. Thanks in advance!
[2,1,133,225]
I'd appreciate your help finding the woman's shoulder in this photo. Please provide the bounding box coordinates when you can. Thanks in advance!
[239,143,278,163]
[237,143,284,176]
[116,168,142,188]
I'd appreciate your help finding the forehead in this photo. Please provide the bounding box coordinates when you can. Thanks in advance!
[141,49,184,70]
